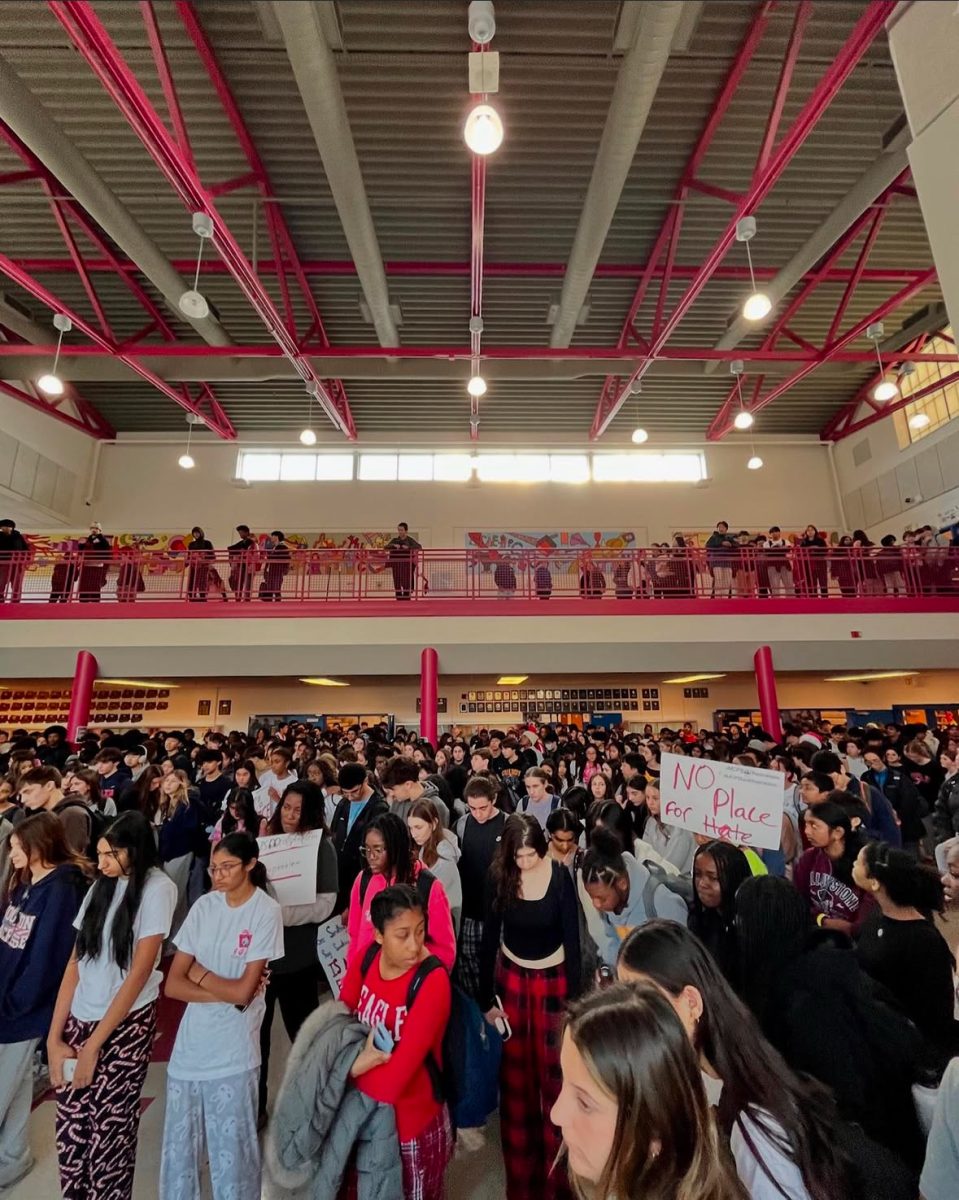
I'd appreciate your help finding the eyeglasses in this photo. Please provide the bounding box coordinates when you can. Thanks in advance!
[360,845,386,858]
[208,860,243,877]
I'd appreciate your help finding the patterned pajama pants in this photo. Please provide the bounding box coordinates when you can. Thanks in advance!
[159,1067,260,1200]
[496,957,571,1200]
[340,1105,451,1200]
[55,1000,157,1200]
[454,916,483,1000]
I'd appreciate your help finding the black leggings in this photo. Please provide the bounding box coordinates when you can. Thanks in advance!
[258,963,320,1116]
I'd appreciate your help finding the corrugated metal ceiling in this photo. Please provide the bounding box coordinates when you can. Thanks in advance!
[0,0,941,439]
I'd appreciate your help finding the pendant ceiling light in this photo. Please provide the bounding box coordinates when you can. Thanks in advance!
[730,359,754,430]
[300,383,318,445]
[178,413,203,470]
[464,103,504,155]
[179,212,214,319]
[736,217,771,322]
[37,313,72,396]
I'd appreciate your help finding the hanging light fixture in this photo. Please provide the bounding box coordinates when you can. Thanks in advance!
[908,412,931,430]
[37,313,72,396]
[467,373,487,398]
[729,359,754,429]
[178,413,202,470]
[300,383,318,445]
[747,454,764,470]
[865,320,898,402]
[736,217,771,322]
[464,103,504,155]
[627,380,647,443]
[179,212,214,319]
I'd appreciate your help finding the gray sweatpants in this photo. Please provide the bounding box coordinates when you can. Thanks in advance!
[0,1038,38,1188]
[159,1068,260,1200]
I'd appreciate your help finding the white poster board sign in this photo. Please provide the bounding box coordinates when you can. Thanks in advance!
[316,914,352,998]
[660,752,785,852]
[257,829,322,905]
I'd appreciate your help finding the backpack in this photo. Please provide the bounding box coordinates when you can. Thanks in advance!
[55,799,110,863]
[518,793,560,819]
[638,858,695,914]
[359,945,502,1131]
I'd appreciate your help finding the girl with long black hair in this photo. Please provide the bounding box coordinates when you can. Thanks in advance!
[853,842,957,1063]
[211,786,264,844]
[689,841,753,982]
[48,811,177,1200]
[161,832,283,1200]
[617,920,854,1200]
[0,813,89,1192]
[793,803,872,936]
[480,813,581,1200]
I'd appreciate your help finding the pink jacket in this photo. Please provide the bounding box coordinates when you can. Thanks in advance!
[345,861,457,974]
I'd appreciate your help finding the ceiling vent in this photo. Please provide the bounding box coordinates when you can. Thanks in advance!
[852,438,872,467]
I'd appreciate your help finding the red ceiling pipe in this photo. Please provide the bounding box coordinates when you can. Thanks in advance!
[66,649,99,748]
[50,0,355,440]
[10,258,930,284]
[591,0,895,441]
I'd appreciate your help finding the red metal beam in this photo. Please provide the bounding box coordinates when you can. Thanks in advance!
[2,342,957,365]
[0,378,115,439]
[708,268,938,439]
[0,252,236,437]
[9,256,930,284]
[172,1,354,405]
[754,1,811,177]
[706,173,907,436]
[0,120,178,342]
[591,0,895,440]
[140,0,194,167]
[49,0,355,440]
[826,367,959,441]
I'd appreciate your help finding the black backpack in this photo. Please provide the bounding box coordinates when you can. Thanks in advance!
[55,799,110,863]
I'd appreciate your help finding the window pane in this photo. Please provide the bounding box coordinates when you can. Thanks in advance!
[359,455,398,481]
[662,454,706,482]
[239,453,280,481]
[591,453,705,483]
[549,454,590,483]
[433,454,473,481]
[591,454,632,482]
[398,454,434,481]
[279,454,317,481]
[314,455,354,481]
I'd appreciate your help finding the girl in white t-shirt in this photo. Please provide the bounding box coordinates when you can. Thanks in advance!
[48,810,177,1200]
[160,831,283,1200]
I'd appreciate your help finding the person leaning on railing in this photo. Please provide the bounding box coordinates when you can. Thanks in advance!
[0,518,31,603]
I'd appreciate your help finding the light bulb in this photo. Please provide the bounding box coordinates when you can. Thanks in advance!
[467,375,487,398]
[37,373,64,397]
[743,292,772,321]
[299,428,317,446]
[631,427,649,444]
[873,379,898,402]
[178,453,195,470]
[178,289,210,319]
[464,103,504,155]
[747,455,764,471]
[908,412,931,430]
[733,410,754,430]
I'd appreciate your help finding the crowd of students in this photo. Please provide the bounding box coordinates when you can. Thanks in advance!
[1,711,958,1199]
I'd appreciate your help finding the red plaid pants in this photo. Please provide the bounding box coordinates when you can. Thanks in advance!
[496,955,572,1200]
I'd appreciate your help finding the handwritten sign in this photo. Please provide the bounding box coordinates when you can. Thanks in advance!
[257,829,322,905]
[660,753,785,851]
[316,915,351,998]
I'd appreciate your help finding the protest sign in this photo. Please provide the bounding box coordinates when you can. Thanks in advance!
[316,915,352,997]
[660,752,785,851]
[257,829,322,905]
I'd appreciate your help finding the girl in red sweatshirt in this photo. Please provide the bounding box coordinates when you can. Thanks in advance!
[345,813,456,974]
[340,883,452,1200]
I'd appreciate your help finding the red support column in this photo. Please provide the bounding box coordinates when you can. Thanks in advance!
[67,650,99,747]
[420,648,439,746]
[753,645,782,744]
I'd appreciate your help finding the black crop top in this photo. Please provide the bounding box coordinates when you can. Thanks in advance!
[478,860,581,1010]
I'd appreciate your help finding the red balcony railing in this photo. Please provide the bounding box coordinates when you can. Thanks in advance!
[1,545,957,610]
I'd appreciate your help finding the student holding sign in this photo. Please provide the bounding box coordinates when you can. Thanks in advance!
[257,781,338,1125]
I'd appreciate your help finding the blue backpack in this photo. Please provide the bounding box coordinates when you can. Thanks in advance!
[360,946,502,1131]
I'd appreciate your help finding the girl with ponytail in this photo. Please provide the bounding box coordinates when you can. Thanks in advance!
[160,831,283,1200]
[853,842,957,1064]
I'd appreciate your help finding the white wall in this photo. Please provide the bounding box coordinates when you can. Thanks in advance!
[0,394,95,526]
[86,438,841,545]
[832,411,959,540]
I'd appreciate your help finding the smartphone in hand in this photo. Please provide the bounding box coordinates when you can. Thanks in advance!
[493,994,512,1042]
[372,1022,394,1053]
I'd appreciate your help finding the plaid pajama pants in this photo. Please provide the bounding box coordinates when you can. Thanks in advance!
[455,916,483,1000]
[496,956,572,1200]
[339,1105,451,1200]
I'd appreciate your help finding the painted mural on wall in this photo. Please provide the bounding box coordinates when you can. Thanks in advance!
[464,531,639,573]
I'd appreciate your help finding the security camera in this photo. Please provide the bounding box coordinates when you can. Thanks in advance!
[903,493,923,506]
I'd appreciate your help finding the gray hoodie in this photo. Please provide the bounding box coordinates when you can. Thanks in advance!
[419,830,462,933]
[596,851,688,967]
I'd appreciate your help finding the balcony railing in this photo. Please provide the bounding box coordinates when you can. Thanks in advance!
[1,545,957,610]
